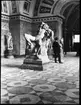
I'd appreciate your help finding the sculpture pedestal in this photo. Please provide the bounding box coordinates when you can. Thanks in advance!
[21,31,52,70]
[21,55,43,70]
[21,54,51,70]
[4,49,14,58]
[7,50,14,58]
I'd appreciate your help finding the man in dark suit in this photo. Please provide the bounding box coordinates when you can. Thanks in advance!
[53,37,63,63]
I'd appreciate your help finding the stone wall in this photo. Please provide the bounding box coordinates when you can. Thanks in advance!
[9,19,20,56]
[32,22,41,36]
[20,21,32,55]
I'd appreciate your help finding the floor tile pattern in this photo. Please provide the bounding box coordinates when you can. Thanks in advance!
[1,52,79,104]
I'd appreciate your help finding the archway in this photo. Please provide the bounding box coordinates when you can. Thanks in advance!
[60,1,80,54]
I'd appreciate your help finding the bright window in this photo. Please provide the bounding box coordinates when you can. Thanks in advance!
[73,35,80,43]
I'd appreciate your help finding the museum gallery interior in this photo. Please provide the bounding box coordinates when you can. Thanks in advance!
[1,0,80,104]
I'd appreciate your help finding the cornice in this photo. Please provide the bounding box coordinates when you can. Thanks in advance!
[32,16,63,24]
[1,14,9,21]
[1,14,64,23]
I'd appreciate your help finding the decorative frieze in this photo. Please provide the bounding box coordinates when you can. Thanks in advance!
[1,14,9,20]
[10,15,19,20]
[19,15,63,24]
[2,13,63,24]
[9,15,32,23]
[32,16,63,24]
[19,15,32,23]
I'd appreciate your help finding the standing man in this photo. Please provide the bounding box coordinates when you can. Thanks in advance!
[53,37,63,63]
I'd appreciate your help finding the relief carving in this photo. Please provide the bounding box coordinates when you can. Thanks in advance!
[1,22,9,30]
[39,6,51,13]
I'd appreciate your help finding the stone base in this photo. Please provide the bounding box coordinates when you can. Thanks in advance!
[21,64,43,70]
[4,49,14,58]
[7,55,14,59]
[20,55,43,71]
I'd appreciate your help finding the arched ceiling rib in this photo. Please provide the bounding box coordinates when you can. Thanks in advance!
[1,0,80,18]
[53,0,79,15]
[72,18,80,33]
[66,6,80,30]
[65,4,79,23]
[33,0,41,16]
[62,1,80,34]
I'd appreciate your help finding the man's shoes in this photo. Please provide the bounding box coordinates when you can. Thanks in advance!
[59,62,63,64]
[55,61,57,63]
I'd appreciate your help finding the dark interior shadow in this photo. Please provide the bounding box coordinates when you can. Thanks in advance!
[64,52,79,57]
[3,64,22,69]
[2,64,42,71]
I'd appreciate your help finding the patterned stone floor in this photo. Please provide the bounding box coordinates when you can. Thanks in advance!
[1,52,79,104]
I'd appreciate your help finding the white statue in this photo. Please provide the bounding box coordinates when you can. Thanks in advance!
[24,22,54,63]
[7,32,13,50]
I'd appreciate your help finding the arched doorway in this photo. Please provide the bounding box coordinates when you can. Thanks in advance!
[61,2,80,54]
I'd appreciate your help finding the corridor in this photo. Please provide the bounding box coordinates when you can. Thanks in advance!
[1,52,79,104]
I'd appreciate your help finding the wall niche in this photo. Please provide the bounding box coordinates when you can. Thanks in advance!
[11,0,17,13]
[3,1,8,13]
[23,0,31,14]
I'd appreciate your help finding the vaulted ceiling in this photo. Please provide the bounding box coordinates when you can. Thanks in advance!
[1,0,80,33]
[1,0,80,17]
[62,3,80,33]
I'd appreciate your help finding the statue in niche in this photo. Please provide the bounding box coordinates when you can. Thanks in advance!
[24,22,54,63]
[4,32,13,58]
[11,1,17,13]
[23,0,30,13]
[7,32,13,50]
[3,1,7,13]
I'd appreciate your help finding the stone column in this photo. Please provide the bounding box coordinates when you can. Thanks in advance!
[9,18,20,56]
[64,28,67,55]
[55,20,63,40]
[55,19,64,62]
[20,20,32,55]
